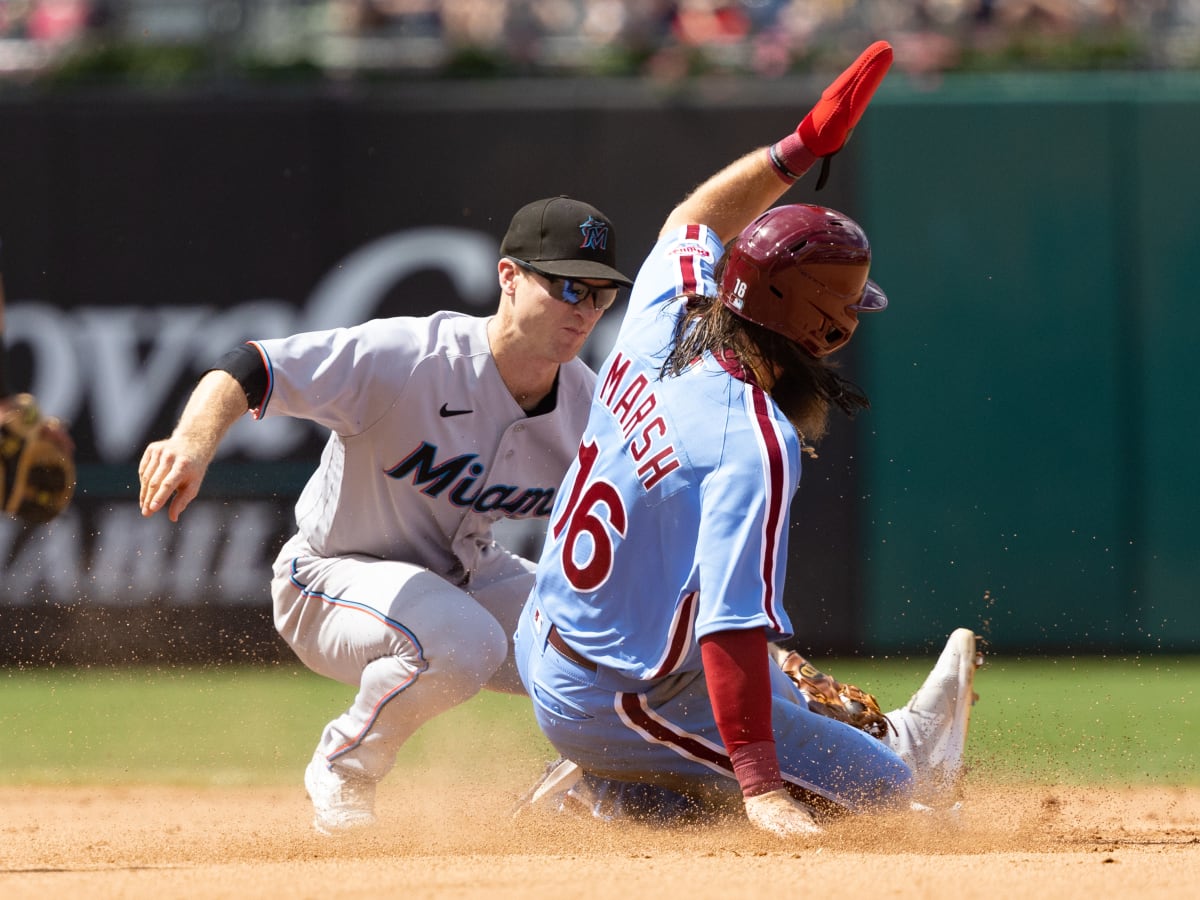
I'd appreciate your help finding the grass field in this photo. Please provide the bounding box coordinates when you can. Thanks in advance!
[2,654,1197,787]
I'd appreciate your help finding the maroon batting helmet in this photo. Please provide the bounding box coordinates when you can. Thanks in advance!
[718,204,887,358]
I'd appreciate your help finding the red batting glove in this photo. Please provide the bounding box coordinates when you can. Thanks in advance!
[797,40,894,157]
[767,40,893,186]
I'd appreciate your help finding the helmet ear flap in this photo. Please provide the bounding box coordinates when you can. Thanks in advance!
[793,304,850,358]
[822,324,848,353]
[718,204,886,357]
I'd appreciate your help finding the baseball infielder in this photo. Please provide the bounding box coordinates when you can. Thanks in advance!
[138,196,632,834]
[515,42,981,838]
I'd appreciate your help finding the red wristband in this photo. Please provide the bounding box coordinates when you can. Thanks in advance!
[766,132,817,183]
[730,739,785,798]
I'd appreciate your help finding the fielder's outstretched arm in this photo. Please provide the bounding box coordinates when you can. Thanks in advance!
[138,370,249,522]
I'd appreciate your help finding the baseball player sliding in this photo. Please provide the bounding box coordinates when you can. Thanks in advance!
[138,196,632,834]
[514,41,982,838]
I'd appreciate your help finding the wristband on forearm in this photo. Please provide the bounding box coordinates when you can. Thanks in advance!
[766,132,818,184]
[730,739,785,798]
[212,343,268,410]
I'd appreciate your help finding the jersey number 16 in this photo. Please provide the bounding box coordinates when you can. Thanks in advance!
[552,439,628,593]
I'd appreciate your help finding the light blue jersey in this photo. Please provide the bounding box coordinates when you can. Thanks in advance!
[516,224,912,813]
[531,224,798,677]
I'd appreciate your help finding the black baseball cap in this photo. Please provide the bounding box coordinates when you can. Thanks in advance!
[500,196,633,287]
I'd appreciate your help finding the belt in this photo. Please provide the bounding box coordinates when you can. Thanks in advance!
[547,624,597,671]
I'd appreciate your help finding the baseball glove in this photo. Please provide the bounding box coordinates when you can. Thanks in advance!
[0,393,76,525]
[772,646,893,740]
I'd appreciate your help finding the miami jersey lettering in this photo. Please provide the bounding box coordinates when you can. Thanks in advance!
[387,440,557,516]
[251,311,594,573]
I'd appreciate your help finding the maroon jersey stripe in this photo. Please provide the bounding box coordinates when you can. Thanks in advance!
[749,387,786,632]
[618,691,734,774]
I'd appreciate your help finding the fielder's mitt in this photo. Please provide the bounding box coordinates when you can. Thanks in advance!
[0,393,76,525]
[772,646,893,740]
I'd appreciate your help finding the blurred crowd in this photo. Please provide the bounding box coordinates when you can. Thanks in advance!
[328,0,1200,76]
[3,0,1200,81]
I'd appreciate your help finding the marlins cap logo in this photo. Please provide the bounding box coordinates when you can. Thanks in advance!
[578,216,610,251]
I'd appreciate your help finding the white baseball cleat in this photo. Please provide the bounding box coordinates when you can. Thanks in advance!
[884,628,982,803]
[304,751,378,836]
[511,757,584,818]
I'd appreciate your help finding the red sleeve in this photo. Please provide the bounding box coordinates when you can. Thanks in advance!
[699,627,785,797]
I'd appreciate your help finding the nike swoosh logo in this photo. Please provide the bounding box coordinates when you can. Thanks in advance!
[439,403,473,418]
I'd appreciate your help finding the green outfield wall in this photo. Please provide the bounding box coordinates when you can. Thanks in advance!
[0,74,1195,662]
[857,74,1200,652]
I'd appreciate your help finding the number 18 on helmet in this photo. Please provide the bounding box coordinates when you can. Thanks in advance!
[718,204,888,358]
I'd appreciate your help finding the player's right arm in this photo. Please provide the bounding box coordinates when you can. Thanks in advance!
[699,627,821,837]
[138,369,249,522]
[659,148,795,244]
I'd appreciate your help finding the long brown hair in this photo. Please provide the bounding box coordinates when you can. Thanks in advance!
[660,295,869,446]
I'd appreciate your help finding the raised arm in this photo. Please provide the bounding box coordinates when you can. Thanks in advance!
[660,40,893,243]
[660,148,793,244]
[678,40,895,840]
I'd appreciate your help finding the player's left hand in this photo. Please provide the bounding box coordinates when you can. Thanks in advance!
[797,40,894,158]
[0,392,76,525]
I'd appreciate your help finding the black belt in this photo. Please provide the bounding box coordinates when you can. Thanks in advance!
[547,624,597,671]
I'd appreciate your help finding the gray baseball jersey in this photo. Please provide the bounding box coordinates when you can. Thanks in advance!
[247,310,596,781]
[250,310,595,580]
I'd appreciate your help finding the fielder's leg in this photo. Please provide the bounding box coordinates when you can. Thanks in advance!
[273,540,509,833]
[468,546,538,696]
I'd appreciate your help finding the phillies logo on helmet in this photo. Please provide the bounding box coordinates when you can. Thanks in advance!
[578,216,610,251]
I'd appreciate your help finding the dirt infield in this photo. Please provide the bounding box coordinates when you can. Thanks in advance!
[1,777,1197,899]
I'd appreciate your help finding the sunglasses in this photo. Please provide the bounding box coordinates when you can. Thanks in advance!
[511,259,621,311]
